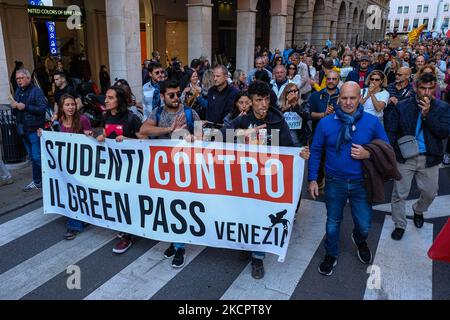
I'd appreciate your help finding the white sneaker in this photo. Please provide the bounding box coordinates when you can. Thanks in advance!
[0,177,13,187]
[22,181,41,192]
[443,153,450,166]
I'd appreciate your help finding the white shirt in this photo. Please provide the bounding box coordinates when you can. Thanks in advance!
[361,88,389,121]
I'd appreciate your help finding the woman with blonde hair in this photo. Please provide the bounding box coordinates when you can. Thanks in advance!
[361,70,389,124]
[279,82,311,147]
[232,69,248,91]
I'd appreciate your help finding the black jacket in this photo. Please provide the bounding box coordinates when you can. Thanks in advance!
[385,97,450,167]
[283,102,312,147]
[225,107,294,147]
[206,84,239,125]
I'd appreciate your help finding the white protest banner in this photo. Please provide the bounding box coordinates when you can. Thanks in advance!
[340,67,354,79]
[41,131,305,262]
[284,112,303,130]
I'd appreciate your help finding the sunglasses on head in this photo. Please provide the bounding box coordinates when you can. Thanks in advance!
[167,92,182,99]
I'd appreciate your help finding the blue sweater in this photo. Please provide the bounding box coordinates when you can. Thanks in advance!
[308,110,389,181]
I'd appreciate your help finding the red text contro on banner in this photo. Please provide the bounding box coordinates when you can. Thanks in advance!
[148,146,294,204]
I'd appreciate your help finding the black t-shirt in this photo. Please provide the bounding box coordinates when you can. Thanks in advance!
[54,85,80,105]
[101,111,142,139]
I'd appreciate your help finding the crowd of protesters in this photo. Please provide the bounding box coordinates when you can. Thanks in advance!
[6,34,450,280]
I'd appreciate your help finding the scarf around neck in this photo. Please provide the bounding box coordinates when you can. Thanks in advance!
[334,104,364,153]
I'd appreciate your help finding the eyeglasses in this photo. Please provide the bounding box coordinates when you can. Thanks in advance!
[167,92,182,99]
[370,78,382,82]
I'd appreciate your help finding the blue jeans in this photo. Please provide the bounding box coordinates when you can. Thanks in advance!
[22,132,41,184]
[174,243,185,250]
[324,175,372,258]
[66,218,83,232]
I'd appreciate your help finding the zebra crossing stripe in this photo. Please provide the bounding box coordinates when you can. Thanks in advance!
[363,216,433,300]
[0,227,116,300]
[221,199,327,300]
[373,195,450,219]
[85,242,206,300]
[0,208,60,247]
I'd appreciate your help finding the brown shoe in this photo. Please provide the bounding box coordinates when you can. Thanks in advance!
[251,258,264,279]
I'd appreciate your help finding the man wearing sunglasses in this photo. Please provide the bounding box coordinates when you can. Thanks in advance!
[142,62,164,121]
[139,80,201,268]
[139,79,200,140]
[385,67,414,126]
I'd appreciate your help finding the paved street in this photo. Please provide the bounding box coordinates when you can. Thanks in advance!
[0,164,449,300]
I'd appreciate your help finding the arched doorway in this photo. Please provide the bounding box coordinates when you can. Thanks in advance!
[293,0,311,47]
[349,7,358,46]
[256,0,270,49]
[310,0,327,47]
[139,0,153,62]
[211,0,237,66]
[336,1,347,45]
[359,10,365,42]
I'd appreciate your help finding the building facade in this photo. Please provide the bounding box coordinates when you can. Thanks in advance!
[387,0,450,34]
[0,0,390,105]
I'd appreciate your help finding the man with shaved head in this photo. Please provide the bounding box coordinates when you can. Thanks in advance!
[384,66,414,126]
[308,81,389,276]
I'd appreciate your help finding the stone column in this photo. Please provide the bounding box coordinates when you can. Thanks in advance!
[269,14,287,53]
[0,14,10,105]
[269,0,287,52]
[106,0,142,101]
[187,0,213,63]
[236,9,257,73]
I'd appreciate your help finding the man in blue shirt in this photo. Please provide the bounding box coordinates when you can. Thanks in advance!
[308,82,389,276]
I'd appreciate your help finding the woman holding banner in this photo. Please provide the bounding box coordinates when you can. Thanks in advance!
[279,83,312,148]
[39,94,93,240]
[97,85,145,254]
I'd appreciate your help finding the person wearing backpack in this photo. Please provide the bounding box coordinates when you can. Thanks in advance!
[138,79,200,268]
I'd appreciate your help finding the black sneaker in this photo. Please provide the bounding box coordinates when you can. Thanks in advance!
[164,243,176,258]
[171,248,185,268]
[318,254,337,276]
[413,212,424,229]
[391,228,405,241]
[352,233,372,264]
[251,258,265,279]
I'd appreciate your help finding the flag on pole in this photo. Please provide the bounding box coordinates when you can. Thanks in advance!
[408,24,426,44]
